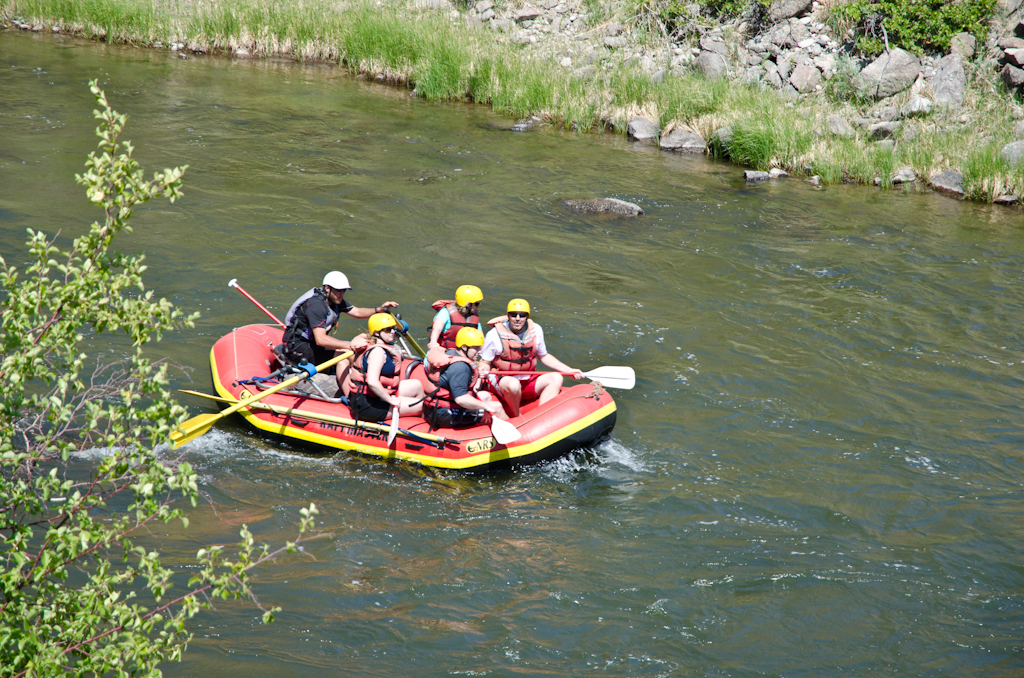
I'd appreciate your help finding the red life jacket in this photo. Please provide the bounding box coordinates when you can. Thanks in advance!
[424,346,480,409]
[349,344,404,397]
[489,319,538,372]
[430,300,480,350]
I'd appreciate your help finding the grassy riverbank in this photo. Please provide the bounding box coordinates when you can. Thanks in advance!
[4,0,1024,204]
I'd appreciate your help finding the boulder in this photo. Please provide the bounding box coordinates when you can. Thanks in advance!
[515,7,541,21]
[767,18,811,49]
[950,32,976,59]
[868,121,901,139]
[603,36,627,49]
[627,117,661,143]
[474,0,493,11]
[1001,63,1024,89]
[659,129,707,153]
[789,63,821,93]
[901,96,932,117]
[1000,140,1024,166]
[994,194,1020,206]
[763,62,784,88]
[929,53,966,108]
[743,66,763,84]
[929,170,965,198]
[1003,47,1024,67]
[710,126,734,155]
[892,168,916,183]
[745,170,771,182]
[606,20,623,36]
[767,0,812,22]
[997,36,1024,50]
[855,48,920,99]
[769,168,789,178]
[699,36,729,57]
[874,139,896,152]
[827,115,855,138]
[562,198,644,216]
[697,50,729,79]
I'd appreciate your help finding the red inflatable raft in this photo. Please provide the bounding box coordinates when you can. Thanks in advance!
[203,324,617,471]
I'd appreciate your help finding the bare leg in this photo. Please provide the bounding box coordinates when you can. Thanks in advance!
[498,376,523,417]
[478,391,508,420]
[536,373,564,405]
[397,380,424,416]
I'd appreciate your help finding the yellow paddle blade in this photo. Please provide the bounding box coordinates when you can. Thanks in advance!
[168,413,222,450]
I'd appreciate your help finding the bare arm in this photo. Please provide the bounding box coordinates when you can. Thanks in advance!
[454,392,501,414]
[364,348,399,406]
[539,353,583,380]
[347,301,399,320]
[312,326,354,352]
[428,316,446,349]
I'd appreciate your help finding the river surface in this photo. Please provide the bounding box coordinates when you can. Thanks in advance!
[3,30,1024,677]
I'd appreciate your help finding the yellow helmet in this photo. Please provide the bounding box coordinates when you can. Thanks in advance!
[455,326,485,348]
[506,298,531,316]
[455,284,483,308]
[368,312,398,335]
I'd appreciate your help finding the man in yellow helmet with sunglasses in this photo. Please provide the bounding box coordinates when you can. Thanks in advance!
[481,298,583,418]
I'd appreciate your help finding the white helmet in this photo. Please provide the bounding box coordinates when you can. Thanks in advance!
[322,271,351,291]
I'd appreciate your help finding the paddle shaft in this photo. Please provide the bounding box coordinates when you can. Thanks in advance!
[179,389,453,446]
[229,278,286,329]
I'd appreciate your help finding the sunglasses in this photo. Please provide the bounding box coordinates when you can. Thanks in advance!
[508,312,529,318]
[380,327,396,333]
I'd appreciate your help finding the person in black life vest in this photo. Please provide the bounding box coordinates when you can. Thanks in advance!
[348,314,425,422]
[283,271,398,391]
[481,298,583,418]
[427,284,484,350]
[423,327,507,429]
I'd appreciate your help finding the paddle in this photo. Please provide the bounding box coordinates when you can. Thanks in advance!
[491,366,635,390]
[169,351,352,449]
[228,278,286,328]
[489,416,521,445]
[177,389,455,448]
[392,312,426,358]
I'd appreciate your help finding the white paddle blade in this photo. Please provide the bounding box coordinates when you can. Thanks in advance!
[387,406,399,445]
[490,417,521,445]
[581,366,635,390]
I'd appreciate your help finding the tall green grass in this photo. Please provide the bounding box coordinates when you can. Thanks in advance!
[3,0,1023,204]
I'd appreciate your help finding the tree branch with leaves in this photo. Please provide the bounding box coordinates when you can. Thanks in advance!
[0,80,325,678]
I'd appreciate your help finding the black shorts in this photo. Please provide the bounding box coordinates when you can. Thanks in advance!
[285,340,337,374]
[423,405,484,429]
[350,392,391,423]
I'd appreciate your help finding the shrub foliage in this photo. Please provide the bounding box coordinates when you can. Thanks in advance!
[0,81,321,677]
[831,0,997,56]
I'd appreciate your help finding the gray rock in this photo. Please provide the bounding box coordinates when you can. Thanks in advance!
[1000,140,1024,166]
[697,50,729,79]
[606,20,623,36]
[1001,63,1024,89]
[877,106,900,121]
[659,129,707,153]
[699,36,729,57]
[827,115,855,137]
[763,63,784,89]
[776,54,793,81]
[892,167,916,183]
[628,117,661,143]
[710,126,733,155]
[603,36,627,49]
[768,0,813,22]
[789,63,821,93]
[994,194,1020,206]
[901,96,932,117]
[563,198,644,216]
[743,66,763,84]
[855,48,920,99]
[807,175,822,187]
[767,19,811,49]
[874,139,896,152]
[769,168,789,178]
[1004,47,1024,67]
[868,121,901,139]
[998,36,1024,50]
[474,0,493,11]
[491,18,512,31]
[929,170,965,198]
[479,8,495,21]
[515,7,541,21]
[1015,120,1024,138]
[930,53,966,108]
[950,32,976,59]
[652,68,667,83]
[745,170,771,182]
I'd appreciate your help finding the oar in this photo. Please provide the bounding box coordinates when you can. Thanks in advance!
[229,278,286,329]
[169,351,351,449]
[388,345,402,446]
[178,389,455,447]
[489,416,521,445]
[392,312,426,358]
[491,366,635,390]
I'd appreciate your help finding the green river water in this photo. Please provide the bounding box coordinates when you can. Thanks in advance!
[3,30,1024,677]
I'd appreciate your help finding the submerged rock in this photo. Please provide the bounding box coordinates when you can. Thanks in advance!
[659,129,706,153]
[563,198,644,216]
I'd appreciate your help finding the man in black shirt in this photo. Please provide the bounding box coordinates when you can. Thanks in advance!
[283,271,398,388]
